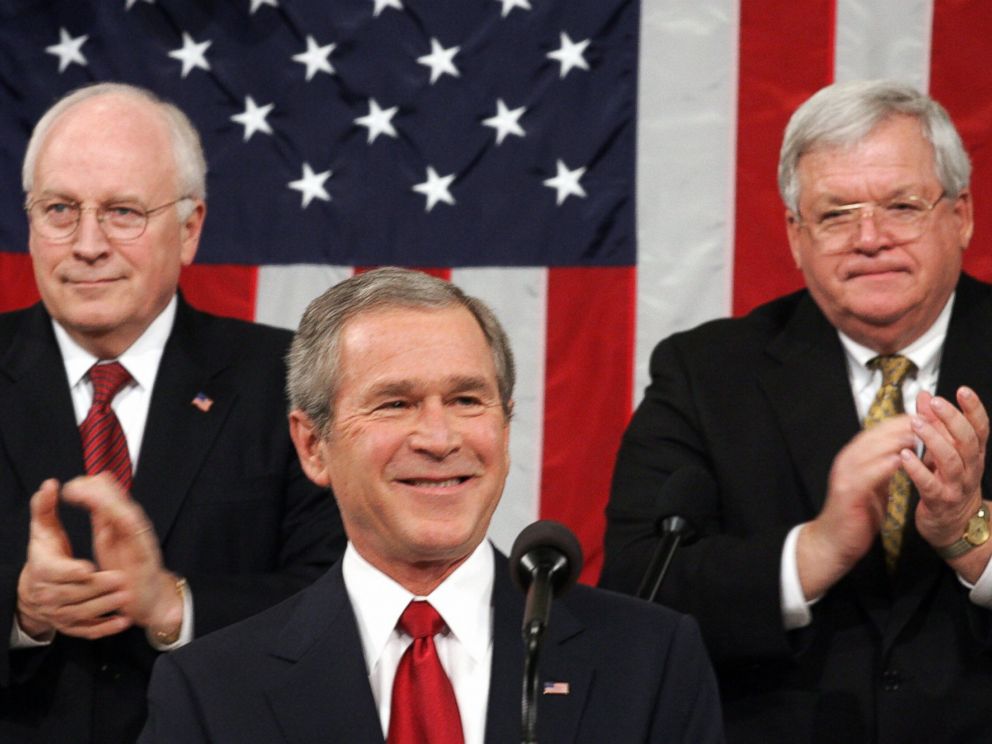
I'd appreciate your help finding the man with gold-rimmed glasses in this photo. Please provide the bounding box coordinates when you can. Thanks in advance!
[0,83,344,743]
[603,80,992,742]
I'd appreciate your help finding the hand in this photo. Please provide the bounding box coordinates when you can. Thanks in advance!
[59,474,184,638]
[797,416,917,598]
[903,388,989,575]
[16,479,132,640]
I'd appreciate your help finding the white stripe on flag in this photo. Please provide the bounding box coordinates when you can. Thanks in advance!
[255,265,355,330]
[453,267,546,554]
[635,0,739,403]
[834,0,934,89]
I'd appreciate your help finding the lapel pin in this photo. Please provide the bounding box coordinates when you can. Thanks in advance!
[542,681,570,696]
[191,392,214,412]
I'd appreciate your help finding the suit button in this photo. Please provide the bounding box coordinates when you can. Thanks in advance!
[882,669,903,691]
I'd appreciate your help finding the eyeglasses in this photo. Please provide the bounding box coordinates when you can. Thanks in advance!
[795,191,947,253]
[25,197,191,241]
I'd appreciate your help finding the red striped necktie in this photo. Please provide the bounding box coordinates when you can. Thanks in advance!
[387,600,465,744]
[80,362,133,491]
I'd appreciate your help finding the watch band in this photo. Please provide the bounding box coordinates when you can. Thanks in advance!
[936,504,990,560]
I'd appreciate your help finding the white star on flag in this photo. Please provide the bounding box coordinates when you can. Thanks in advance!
[125,0,154,9]
[482,99,526,145]
[355,99,399,144]
[231,97,275,141]
[412,166,456,212]
[288,163,332,208]
[292,36,336,81]
[250,0,278,13]
[497,0,532,17]
[372,0,403,16]
[543,159,587,205]
[417,38,460,85]
[547,31,590,78]
[46,28,88,73]
[169,32,212,78]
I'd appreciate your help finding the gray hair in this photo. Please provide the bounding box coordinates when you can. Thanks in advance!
[778,79,971,212]
[22,82,207,218]
[287,267,516,436]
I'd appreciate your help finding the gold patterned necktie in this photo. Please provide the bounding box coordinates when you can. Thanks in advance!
[864,355,916,572]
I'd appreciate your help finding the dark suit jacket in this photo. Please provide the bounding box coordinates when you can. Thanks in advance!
[600,274,992,744]
[139,548,724,744]
[0,298,346,744]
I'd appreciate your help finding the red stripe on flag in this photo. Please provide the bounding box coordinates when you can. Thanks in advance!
[179,264,258,321]
[541,266,635,584]
[732,0,836,316]
[0,252,39,312]
[930,4,992,284]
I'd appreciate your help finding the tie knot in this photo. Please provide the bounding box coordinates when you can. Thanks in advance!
[868,355,915,387]
[88,362,132,408]
[397,601,446,640]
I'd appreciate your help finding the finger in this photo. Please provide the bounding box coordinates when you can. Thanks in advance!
[902,448,942,501]
[28,480,72,554]
[957,386,990,450]
[57,613,132,640]
[928,396,981,454]
[910,415,964,483]
[24,553,99,584]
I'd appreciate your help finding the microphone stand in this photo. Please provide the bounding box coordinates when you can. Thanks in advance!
[637,515,689,602]
[520,555,564,744]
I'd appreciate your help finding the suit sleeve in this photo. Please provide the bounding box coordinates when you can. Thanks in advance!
[600,334,795,664]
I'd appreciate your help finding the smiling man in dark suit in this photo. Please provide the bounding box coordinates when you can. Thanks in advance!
[139,267,724,744]
[601,80,992,743]
[0,82,345,743]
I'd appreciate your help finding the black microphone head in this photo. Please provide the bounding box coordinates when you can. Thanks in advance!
[509,520,583,596]
[653,465,719,541]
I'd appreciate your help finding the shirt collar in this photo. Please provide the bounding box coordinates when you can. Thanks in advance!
[838,291,953,388]
[52,295,177,391]
[343,540,494,673]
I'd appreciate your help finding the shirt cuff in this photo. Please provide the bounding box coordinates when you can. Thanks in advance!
[961,555,992,608]
[10,615,54,649]
[146,581,195,651]
[781,523,814,630]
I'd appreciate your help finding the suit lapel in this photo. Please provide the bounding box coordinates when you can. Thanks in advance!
[264,564,385,744]
[132,299,239,541]
[0,304,93,556]
[758,294,861,515]
[486,551,592,744]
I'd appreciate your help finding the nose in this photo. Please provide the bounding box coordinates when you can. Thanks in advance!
[408,400,461,459]
[71,208,111,261]
[852,205,888,254]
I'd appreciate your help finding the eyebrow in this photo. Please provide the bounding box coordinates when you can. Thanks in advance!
[366,375,496,399]
[816,185,926,206]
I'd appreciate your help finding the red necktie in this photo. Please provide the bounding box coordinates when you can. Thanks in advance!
[79,362,133,491]
[387,601,465,744]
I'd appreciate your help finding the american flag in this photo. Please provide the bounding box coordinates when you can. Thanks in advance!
[2,0,992,584]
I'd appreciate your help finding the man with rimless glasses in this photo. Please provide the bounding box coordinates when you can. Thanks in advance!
[0,83,344,743]
[602,80,992,743]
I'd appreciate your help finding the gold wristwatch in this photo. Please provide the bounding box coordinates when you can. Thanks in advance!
[936,503,991,559]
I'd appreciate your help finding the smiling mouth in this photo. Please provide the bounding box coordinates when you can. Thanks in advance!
[400,477,470,488]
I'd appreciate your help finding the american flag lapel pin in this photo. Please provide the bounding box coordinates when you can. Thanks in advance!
[191,392,214,412]
[542,681,570,696]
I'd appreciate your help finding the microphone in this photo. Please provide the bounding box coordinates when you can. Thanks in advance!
[637,466,718,602]
[510,520,583,744]
[510,520,583,638]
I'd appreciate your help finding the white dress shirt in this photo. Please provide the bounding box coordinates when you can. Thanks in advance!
[782,294,992,629]
[11,296,193,649]
[343,540,494,744]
